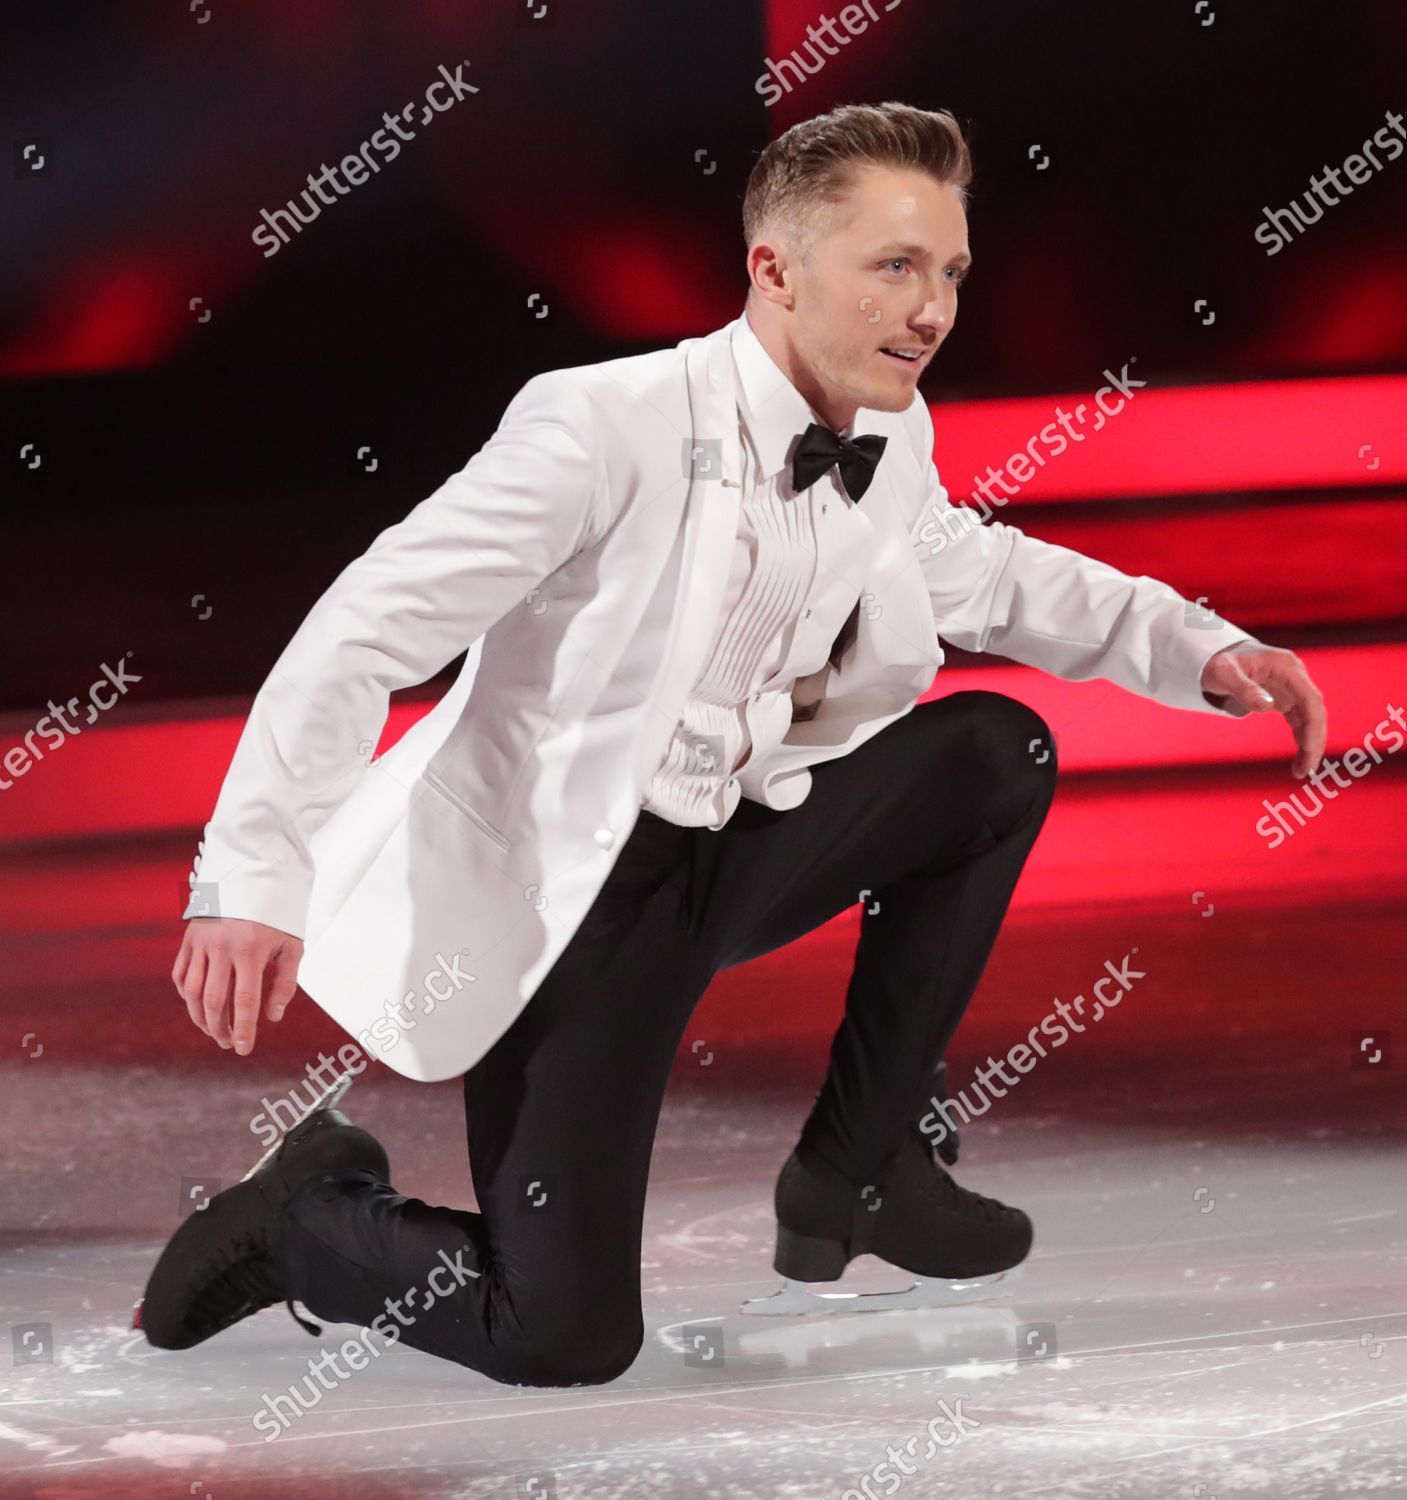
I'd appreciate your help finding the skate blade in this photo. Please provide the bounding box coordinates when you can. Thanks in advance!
[238,1068,358,1183]
[739,1269,1014,1317]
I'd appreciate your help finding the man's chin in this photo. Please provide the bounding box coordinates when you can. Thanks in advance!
[860,384,916,414]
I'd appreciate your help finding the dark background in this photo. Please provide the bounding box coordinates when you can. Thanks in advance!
[4,0,1405,712]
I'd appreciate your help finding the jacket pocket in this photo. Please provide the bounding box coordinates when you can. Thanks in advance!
[420,768,512,853]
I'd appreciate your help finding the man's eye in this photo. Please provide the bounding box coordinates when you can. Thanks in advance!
[947,265,971,285]
[884,257,908,274]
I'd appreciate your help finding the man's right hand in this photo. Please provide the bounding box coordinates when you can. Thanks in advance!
[172,917,304,1056]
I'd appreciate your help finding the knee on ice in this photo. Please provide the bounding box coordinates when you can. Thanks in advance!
[483,1304,645,1389]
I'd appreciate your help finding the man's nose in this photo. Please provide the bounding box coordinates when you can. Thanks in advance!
[911,299,948,339]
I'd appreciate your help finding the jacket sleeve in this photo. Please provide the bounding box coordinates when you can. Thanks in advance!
[909,399,1260,717]
[185,369,606,939]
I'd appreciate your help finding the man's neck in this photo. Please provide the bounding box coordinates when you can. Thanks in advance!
[743,303,857,433]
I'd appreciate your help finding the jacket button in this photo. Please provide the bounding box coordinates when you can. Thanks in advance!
[594,828,615,849]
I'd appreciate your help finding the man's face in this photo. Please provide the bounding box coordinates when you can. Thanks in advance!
[769,165,970,425]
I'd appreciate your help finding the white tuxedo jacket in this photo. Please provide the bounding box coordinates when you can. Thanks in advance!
[188,313,1253,1082]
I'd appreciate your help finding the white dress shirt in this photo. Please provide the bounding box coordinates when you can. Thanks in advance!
[640,311,881,830]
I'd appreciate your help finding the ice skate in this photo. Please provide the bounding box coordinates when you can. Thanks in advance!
[740,1106,1030,1317]
[134,1068,389,1349]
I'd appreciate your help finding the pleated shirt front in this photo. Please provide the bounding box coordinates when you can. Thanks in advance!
[640,312,879,830]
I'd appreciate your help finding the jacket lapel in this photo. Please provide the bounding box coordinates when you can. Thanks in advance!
[629,322,745,796]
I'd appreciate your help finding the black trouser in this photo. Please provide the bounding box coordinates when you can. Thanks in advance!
[278,690,1057,1386]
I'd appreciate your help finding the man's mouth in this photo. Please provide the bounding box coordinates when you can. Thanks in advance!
[880,347,925,365]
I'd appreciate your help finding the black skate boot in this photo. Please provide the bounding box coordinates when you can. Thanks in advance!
[770,1124,1032,1287]
[135,1074,390,1350]
[921,1058,962,1167]
[742,1060,1030,1315]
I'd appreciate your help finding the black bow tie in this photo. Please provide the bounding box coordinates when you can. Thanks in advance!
[791,422,888,503]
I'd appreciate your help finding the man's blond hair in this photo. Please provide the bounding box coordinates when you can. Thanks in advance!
[742,101,973,264]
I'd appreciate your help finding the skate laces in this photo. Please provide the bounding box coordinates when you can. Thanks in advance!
[284,1299,323,1337]
[922,1148,1010,1224]
[195,1230,322,1338]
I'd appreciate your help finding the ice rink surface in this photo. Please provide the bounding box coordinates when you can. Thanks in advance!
[2,891,1403,1497]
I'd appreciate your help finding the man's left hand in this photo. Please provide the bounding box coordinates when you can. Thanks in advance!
[1200,642,1327,779]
